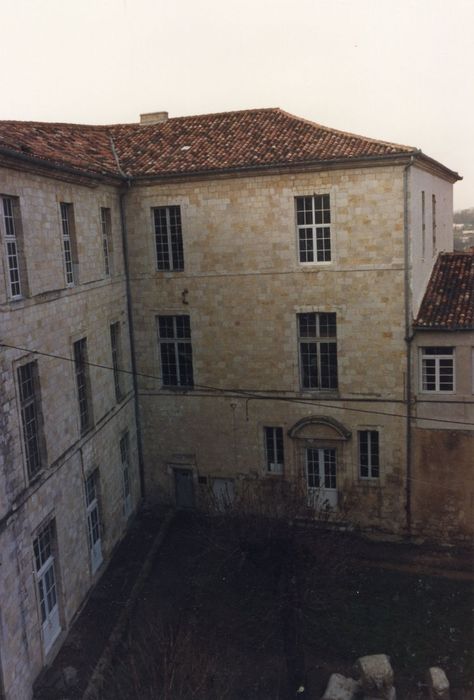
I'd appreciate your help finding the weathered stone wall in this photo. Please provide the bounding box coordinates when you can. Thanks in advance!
[125,166,410,533]
[411,427,474,542]
[0,168,139,700]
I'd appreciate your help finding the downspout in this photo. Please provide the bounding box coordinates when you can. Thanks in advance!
[118,190,146,501]
[110,136,146,501]
[403,157,415,537]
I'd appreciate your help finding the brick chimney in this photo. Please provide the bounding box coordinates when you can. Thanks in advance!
[139,111,168,125]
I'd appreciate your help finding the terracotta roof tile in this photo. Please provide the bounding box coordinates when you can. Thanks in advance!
[0,108,417,179]
[414,252,474,330]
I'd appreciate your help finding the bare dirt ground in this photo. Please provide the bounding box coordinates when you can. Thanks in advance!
[35,509,473,699]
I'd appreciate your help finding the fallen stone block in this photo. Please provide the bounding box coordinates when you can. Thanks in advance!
[321,673,360,700]
[427,667,450,699]
[354,654,394,699]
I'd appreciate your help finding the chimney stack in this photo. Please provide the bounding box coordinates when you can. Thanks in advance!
[139,111,169,125]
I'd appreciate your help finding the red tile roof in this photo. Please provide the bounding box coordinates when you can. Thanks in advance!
[0,108,419,180]
[415,253,474,330]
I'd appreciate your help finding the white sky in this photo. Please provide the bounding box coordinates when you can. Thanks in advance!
[1,0,472,209]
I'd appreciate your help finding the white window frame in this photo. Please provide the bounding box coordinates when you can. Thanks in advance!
[298,312,338,390]
[100,207,113,277]
[295,194,332,264]
[358,430,380,480]
[263,426,284,474]
[305,447,337,509]
[120,432,133,518]
[33,521,61,654]
[17,360,45,480]
[2,195,26,299]
[152,205,184,271]
[85,471,103,574]
[157,315,194,387]
[60,202,77,286]
[420,347,455,393]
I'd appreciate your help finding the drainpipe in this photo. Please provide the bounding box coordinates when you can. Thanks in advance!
[403,157,415,537]
[119,188,146,501]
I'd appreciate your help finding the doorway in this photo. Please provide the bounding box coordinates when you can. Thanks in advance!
[174,468,195,509]
[305,447,338,509]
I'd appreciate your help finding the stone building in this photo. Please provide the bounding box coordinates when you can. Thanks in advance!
[412,251,474,541]
[0,129,141,699]
[0,108,468,698]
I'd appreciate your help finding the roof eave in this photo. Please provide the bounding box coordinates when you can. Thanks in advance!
[128,151,420,184]
[413,152,462,184]
[0,146,123,187]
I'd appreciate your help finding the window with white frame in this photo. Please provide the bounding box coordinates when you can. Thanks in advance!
[73,338,93,432]
[298,312,338,390]
[85,470,103,573]
[33,520,61,653]
[120,432,133,517]
[264,426,284,473]
[358,430,380,479]
[1,195,28,298]
[18,361,45,480]
[110,321,123,402]
[157,315,194,387]
[420,347,454,392]
[60,202,78,286]
[100,207,113,276]
[153,206,184,271]
[296,195,332,263]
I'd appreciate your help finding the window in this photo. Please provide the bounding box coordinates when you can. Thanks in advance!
[18,361,45,479]
[157,315,194,387]
[110,322,123,402]
[298,312,338,390]
[73,338,93,432]
[432,194,437,254]
[60,202,78,286]
[100,207,113,276]
[33,520,61,653]
[358,430,380,479]
[420,347,454,392]
[296,195,331,263]
[120,432,133,517]
[264,427,284,473]
[153,206,184,271]
[306,447,338,508]
[85,471,103,573]
[421,191,426,259]
[1,195,28,298]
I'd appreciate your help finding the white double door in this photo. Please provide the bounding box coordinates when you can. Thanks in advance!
[305,447,338,509]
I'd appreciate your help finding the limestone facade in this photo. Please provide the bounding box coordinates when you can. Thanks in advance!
[0,167,140,699]
[124,163,460,536]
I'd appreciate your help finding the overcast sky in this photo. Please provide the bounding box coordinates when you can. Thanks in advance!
[1,0,472,209]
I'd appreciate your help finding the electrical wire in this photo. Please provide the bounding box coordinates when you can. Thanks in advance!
[1,342,473,428]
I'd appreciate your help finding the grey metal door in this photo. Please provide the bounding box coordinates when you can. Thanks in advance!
[174,468,195,509]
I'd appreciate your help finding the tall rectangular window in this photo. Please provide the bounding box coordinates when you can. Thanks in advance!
[153,206,184,271]
[264,427,284,473]
[110,321,123,402]
[2,195,28,298]
[157,315,194,387]
[60,202,78,286]
[432,194,437,254]
[296,195,331,263]
[85,470,103,573]
[421,191,426,259]
[120,432,133,517]
[33,520,61,653]
[421,347,454,392]
[298,312,338,390]
[358,430,380,479]
[100,207,113,276]
[18,361,45,479]
[73,338,93,433]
